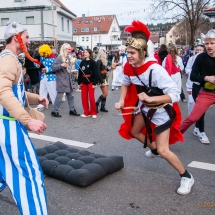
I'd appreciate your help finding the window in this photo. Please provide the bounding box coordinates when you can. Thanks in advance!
[86,37,89,41]
[1,18,9,26]
[85,21,89,24]
[67,20,70,33]
[81,28,85,32]
[169,35,172,38]
[14,0,22,2]
[26,16,34,24]
[90,20,93,24]
[85,28,89,32]
[73,28,77,32]
[98,20,101,23]
[112,27,116,32]
[61,17,64,31]
[77,21,81,24]
[94,36,97,41]
[94,27,98,31]
[82,37,85,41]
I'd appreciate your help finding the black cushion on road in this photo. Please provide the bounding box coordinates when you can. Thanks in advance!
[36,141,124,187]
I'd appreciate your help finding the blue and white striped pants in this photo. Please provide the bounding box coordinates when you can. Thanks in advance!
[0,120,48,215]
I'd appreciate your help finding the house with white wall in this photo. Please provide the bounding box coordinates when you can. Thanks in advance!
[73,14,122,50]
[0,0,76,42]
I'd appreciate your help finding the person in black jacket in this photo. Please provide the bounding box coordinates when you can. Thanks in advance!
[158,44,168,63]
[180,29,215,140]
[96,49,109,112]
[25,50,40,94]
[78,49,99,118]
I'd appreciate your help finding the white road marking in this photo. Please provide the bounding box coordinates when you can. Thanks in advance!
[29,133,94,148]
[188,161,215,172]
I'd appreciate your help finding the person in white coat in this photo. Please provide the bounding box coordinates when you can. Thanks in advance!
[162,46,184,93]
[185,44,209,144]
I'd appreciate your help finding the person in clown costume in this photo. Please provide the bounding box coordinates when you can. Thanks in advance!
[0,22,48,214]
[36,44,57,111]
[115,20,194,195]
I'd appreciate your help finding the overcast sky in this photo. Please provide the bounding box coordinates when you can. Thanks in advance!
[60,0,155,25]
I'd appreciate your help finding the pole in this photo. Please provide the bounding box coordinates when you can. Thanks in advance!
[51,0,57,51]
[40,9,44,40]
[111,31,112,51]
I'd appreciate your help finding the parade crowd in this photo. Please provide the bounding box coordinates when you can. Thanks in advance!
[0,21,215,215]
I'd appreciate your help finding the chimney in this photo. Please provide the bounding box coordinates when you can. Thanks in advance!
[82,14,85,21]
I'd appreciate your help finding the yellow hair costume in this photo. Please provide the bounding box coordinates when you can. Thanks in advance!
[39,44,52,57]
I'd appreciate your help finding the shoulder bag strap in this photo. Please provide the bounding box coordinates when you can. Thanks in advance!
[132,67,151,92]
[149,69,153,88]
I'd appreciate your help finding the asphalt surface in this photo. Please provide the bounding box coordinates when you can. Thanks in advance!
[0,75,215,215]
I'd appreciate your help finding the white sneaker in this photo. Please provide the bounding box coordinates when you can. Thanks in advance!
[199,132,210,144]
[81,114,91,118]
[92,115,97,119]
[177,174,194,195]
[193,128,200,137]
[145,150,161,158]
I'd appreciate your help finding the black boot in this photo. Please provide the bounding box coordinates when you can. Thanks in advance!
[100,97,108,112]
[96,95,103,113]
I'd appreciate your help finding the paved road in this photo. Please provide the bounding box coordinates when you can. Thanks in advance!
[0,75,215,215]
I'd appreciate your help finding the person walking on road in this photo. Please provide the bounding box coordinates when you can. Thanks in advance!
[51,43,80,117]
[115,20,194,195]
[96,49,109,113]
[0,22,48,215]
[78,49,99,119]
[180,29,215,143]
[185,44,209,144]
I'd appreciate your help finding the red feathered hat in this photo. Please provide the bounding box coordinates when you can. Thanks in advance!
[124,20,150,41]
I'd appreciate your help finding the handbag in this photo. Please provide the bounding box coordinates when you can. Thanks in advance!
[26,92,45,122]
[100,70,107,74]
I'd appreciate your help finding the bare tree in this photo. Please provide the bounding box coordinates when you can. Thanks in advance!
[152,0,211,46]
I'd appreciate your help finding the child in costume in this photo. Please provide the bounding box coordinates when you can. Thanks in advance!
[115,20,194,195]
[36,44,57,111]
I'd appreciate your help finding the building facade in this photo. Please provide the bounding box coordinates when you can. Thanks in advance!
[73,14,122,50]
[0,0,76,42]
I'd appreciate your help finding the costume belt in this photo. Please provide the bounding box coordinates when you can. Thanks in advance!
[0,115,16,121]
[143,102,168,109]
[141,104,176,148]
[201,87,215,94]
[82,74,91,78]
[100,70,107,74]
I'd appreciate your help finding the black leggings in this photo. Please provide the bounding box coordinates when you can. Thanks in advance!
[192,83,205,132]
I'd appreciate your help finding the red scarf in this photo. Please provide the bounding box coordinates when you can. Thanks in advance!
[124,61,157,76]
[165,54,180,76]
[118,60,184,145]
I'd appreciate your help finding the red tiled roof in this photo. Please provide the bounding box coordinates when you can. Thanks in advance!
[54,0,76,17]
[73,15,116,35]
[204,6,215,12]
[150,32,160,43]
